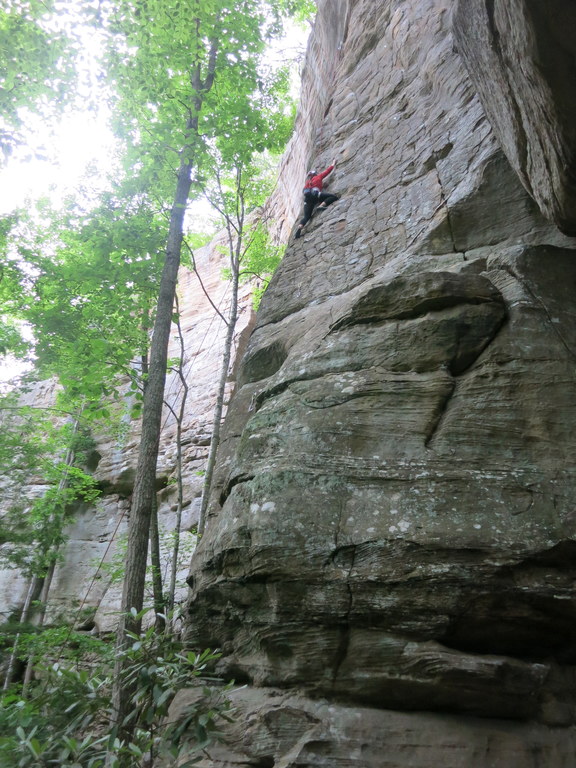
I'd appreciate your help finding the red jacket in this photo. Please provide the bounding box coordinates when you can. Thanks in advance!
[304,165,334,192]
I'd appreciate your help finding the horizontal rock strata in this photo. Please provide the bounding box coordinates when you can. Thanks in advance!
[168,686,576,768]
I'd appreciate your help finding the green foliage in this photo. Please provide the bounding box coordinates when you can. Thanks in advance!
[101,0,300,193]
[219,219,284,309]
[204,152,285,307]
[0,661,110,767]
[116,620,233,761]
[0,0,307,754]
[182,231,214,260]
[0,405,100,577]
[0,319,27,359]
[0,394,46,507]
[4,196,165,417]
[0,614,232,768]
[4,624,111,666]
[18,468,98,575]
[0,0,303,409]
[0,215,31,360]
[242,224,285,309]
[275,0,316,24]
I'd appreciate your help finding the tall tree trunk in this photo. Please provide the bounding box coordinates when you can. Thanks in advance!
[110,157,193,739]
[108,36,220,754]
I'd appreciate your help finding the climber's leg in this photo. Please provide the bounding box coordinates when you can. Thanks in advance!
[295,194,318,238]
[316,192,339,210]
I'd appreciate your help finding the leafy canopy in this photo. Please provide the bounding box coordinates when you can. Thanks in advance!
[102,0,300,188]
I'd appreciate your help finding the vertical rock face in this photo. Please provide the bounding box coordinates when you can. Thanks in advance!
[454,0,576,236]
[184,0,576,764]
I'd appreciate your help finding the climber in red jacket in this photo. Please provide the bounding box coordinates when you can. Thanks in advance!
[294,160,339,239]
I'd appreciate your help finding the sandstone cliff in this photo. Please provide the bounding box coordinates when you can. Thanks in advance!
[182,0,576,764]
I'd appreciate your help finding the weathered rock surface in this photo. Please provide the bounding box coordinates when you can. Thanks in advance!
[454,0,576,235]
[184,0,576,764]
[168,686,576,768]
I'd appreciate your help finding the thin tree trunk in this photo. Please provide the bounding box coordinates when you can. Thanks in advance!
[197,272,238,535]
[2,576,42,690]
[21,564,55,693]
[5,419,80,692]
[198,193,243,535]
[166,298,189,619]
[140,335,166,632]
[148,492,165,632]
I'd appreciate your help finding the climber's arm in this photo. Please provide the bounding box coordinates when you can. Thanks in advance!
[318,163,335,180]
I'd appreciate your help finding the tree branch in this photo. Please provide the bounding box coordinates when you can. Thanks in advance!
[181,239,229,326]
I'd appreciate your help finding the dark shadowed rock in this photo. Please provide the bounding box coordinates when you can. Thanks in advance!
[454,0,576,235]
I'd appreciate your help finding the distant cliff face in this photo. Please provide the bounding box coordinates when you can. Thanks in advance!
[0,241,256,633]
[184,0,576,764]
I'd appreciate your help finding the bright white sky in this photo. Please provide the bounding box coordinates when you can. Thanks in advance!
[0,10,112,214]
[0,111,114,216]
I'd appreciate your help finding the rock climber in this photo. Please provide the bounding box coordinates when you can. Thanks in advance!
[294,160,339,239]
